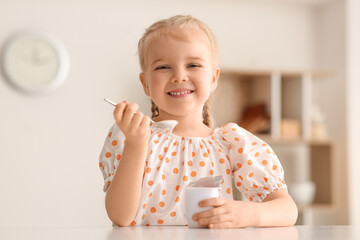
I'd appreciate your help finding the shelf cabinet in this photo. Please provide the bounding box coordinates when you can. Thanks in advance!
[214,69,334,225]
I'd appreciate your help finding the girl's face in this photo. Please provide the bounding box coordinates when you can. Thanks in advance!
[140,28,220,120]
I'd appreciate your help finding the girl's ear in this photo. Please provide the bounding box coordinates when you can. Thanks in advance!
[140,72,150,96]
[211,67,220,92]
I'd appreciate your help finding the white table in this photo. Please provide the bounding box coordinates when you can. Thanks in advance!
[1,225,360,240]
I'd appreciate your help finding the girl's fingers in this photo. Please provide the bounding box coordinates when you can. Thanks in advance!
[208,222,233,229]
[192,205,227,220]
[132,111,144,127]
[113,102,127,123]
[122,102,139,126]
[198,214,232,226]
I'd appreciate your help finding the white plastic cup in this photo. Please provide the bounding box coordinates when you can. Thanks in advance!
[185,186,220,228]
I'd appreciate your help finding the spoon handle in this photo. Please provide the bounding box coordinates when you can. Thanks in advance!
[104,98,154,123]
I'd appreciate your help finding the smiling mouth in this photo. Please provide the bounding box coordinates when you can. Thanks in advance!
[167,90,194,96]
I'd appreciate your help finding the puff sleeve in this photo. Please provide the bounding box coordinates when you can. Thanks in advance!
[221,123,287,202]
[99,123,126,192]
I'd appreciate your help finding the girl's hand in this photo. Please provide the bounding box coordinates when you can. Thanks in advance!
[192,198,256,229]
[113,101,151,146]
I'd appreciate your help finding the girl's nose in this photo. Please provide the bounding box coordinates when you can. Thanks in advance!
[171,69,189,83]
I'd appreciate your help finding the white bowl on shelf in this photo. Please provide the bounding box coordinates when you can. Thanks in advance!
[288,181,316,206]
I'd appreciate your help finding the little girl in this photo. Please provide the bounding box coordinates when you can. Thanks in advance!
[99,15,298,228]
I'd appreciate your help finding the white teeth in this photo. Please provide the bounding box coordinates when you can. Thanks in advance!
[169,90,192,96]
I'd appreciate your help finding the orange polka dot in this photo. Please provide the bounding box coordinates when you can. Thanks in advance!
[263,187,269,190]
[105,152,111,158]
[165,157,170,163]
[157,219,164,224]
[130,220,136,226]
[232,128,236,131]
[154,140,159,144]
[170,211,176,217]
[162,189,166,195]
[150,149,153,155]
[173,141,178,146]
[175,196,180,202]
[253,184,258,188]
[183,146,186,151]
[262,160,268,165]
[249,172,254,178]
[199,161,205,167]
[158,132,162,137]
[192,152,195,157]
[227,188,231,194]
[247,160,253,165]
[159,202,165,207]
[249,197,253,201]
[238,148,243,154]
[252,142,257,145]
[157,166,160,171]
[172,151,177,156]
[176,185,180,191]
[173,168,179,174]
[262,143,268,146]
[188,161,193,166]
[234,137,240,141]
[255,152,260,158]
[142,214,145,220]
[158,155,163,160]
[203,152,209,157]
[210,169,214,175]
[266,149,271,154]
[272,165,278,170]
[191,171,197,177]
[116,154,121,160]
[146,168,151,173]
[108,132,112,138]
[143,204,146,209]
[226,169,231,175]
[149,192,153,197]
[189,139,193,144]
[264,177,268,182]
[237,182,241,187]
[99,162,103,168]
[208,141,213,144]
[239,175,243,180]
[218,148,222,153]
[148,180,153,186]
[237,163,242,168]
[162,174,165,180]
[163,147,168,152]
[112,140,118,146]
[183,176,188,181]
[150,207,156,213]
[200,145,203,149]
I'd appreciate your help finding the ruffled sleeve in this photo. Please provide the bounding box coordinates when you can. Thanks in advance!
[221,123,287,202]
[99,123,126,192]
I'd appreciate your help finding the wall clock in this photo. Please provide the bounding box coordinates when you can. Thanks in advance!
[1,30,70,94]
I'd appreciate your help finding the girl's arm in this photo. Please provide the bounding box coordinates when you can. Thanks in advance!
[105,141,148,227]
[192,189,298,228]
[105,101,151,227]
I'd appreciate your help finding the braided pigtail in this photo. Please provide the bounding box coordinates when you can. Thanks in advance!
[151,100,160,119]
[202,101,212,128]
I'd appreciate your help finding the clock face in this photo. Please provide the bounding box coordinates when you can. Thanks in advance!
[2,31,69,94]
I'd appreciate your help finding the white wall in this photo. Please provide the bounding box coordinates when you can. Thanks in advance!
[0,0,322,227]
[346,0,360,226]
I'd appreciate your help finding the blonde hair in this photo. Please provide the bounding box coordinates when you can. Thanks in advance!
[139,15,217,127]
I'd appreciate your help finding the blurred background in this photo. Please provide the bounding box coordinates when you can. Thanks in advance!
[0,0,359,227]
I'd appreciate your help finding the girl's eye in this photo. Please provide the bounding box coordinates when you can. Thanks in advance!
[155,66,170,70]
[188,64,200,68]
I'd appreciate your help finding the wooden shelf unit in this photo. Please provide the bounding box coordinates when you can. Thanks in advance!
[214,68,334,224]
